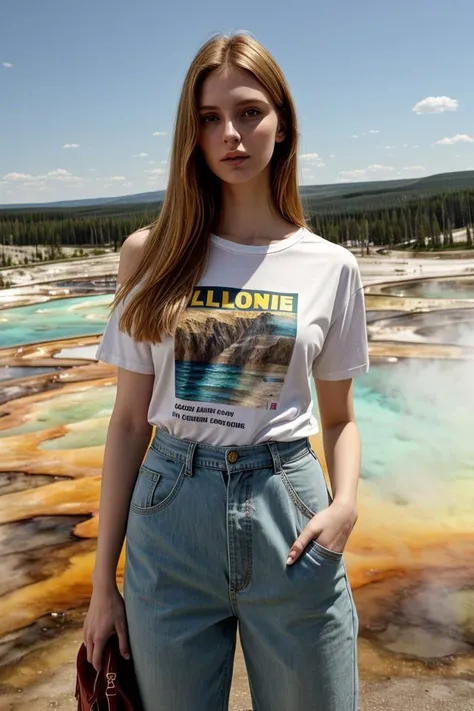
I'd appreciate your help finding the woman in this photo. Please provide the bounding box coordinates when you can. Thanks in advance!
[85,31,369,711]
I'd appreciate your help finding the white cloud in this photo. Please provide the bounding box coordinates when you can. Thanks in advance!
[338,169,366,180]
[337,164,395,181]
[300,153,320,161]
[152,131,167,136]
[368,164,395,172]
[148,160,156,164]
[46,169,83,183]
[435,134,473,145]
[2,62,13,68]
[132,152,148,157]
[368,129,380,134]
[403,165,427,172]
[350,134,358,139]
[47,169,71,177]
[2,172,34,182]
[299,152,325,167]
[413,96,458,114]
[329,154,336,158]
[88,168,97,172]
[109,176,127,181]
[2,168,84,186]
[63,143,80,148]
[145,168,166,174]
[160,160,168,164]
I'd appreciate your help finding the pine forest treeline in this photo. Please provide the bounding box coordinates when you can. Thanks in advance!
[307,189,474,250]
[1,189,474,266]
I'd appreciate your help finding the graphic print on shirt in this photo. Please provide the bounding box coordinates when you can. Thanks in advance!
[174,287,298,409]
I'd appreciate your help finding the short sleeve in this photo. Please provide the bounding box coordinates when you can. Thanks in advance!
[312,260,369,381]
[95,285,155,375]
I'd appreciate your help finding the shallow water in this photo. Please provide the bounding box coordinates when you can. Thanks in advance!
[0,294,113,347]
[383,278,474,300]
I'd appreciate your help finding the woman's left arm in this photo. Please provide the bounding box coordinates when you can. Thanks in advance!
[286,377,360,565]
[315,377,361,508]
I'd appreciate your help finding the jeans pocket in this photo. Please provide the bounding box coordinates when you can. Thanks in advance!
[307,539,343,563]
[279,450,329,520]
[129,452,186,515]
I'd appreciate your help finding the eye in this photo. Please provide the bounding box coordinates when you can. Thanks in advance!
[200,114,219,123]
[243,108,261,118]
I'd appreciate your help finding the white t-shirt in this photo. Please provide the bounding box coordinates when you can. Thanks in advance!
[95,227,369,445]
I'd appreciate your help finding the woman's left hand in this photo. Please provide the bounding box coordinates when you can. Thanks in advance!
[286,500,358,565]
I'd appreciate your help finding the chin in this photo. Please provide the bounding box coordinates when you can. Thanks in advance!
[219,173,256,185]
[213,163,269,186]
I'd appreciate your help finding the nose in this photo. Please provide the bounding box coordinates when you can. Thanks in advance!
[223,119,240,145]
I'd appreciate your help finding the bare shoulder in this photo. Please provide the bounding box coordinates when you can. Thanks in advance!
[117,226,152,285]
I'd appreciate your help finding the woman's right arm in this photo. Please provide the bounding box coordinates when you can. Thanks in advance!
[84,231,154,669]
[91,370,153,591]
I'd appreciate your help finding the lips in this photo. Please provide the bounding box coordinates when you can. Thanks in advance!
[221,152,249,162]
[222,156,250,165]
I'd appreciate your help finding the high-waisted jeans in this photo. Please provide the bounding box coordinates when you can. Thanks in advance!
[123,428,358,711]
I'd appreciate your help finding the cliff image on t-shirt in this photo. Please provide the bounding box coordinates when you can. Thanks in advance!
[174,286,298,409]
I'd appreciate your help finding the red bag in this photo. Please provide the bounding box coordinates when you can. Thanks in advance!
[75,635,144,710]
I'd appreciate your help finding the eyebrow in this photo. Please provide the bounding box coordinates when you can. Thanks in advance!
[198,98,268,111]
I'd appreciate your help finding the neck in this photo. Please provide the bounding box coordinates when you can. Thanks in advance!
[216,168,285,244]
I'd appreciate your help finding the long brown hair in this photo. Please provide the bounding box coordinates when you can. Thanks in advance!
[115,31,306,343]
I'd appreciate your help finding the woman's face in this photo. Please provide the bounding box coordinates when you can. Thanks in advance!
[197,67,285,185]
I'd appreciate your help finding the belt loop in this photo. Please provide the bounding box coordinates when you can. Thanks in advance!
[185,441,196,477]
[267,442,282,474]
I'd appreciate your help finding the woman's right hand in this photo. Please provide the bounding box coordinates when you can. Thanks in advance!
[83,584,131,671]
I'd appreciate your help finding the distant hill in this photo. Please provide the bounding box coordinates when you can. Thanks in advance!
[1,170,474,212]
[0,190,167,210]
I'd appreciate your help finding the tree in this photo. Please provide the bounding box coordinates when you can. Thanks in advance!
[466,224,473,248]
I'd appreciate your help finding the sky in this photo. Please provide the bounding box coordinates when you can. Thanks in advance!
[1,0,474,206]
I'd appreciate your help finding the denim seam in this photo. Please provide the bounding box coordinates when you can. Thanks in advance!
[129,462,186,515]
[279,468,317,521]
[235,477,253,592]
[145,473,160,508]
[226,482,239,616]
[279,470,343,561]
[150,443,272,472]
[137,464,161,481]
[150,441,187,463]
[279,446,312,465]
[343,566,358,711]
[307,540,343,562]
[150,438,310,472]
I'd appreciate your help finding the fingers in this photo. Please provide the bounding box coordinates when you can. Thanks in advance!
[116,619,131,660]
[287,521,320,565]
[86,640,94,665]
[91,636,107,672]
[84,633,106,672]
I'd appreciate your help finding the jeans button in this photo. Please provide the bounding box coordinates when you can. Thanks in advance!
[227,451,239,463]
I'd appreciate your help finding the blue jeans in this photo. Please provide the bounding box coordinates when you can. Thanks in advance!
[124,428,358,711]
